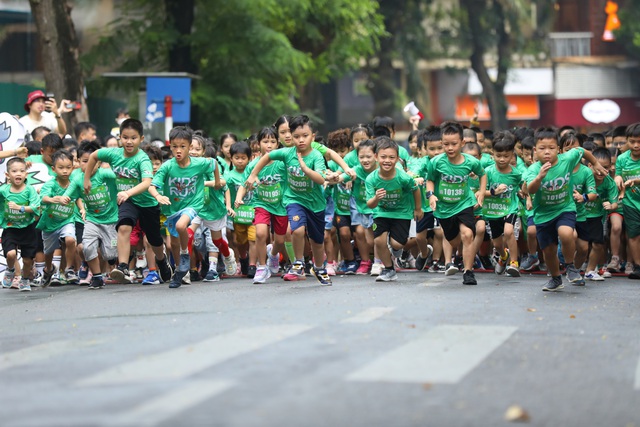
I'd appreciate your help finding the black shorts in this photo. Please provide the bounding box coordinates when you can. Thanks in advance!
[75,221,84,245]
[333,214,352,230]
[116,200,164,247]
[373,217,411,246]
[487,213,518,240]
[416,211,435,233]
[2,223,38,259]
[579,217,605,244]
[36,228,44,253]
[438,207,477,242]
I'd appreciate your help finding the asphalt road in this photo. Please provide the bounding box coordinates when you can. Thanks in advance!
[1,270,639,427]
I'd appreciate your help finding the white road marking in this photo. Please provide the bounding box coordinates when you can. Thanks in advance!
[347,325,517,384]
[0,340,102,371]
[77,324,312,386]
[106,380,234,427]
[634,356,640,389]
[341,307,396,324]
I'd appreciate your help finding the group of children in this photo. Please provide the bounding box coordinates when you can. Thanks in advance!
[2,112,640,292]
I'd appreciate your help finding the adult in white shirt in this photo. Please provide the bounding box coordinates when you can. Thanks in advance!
[19,90,71,136]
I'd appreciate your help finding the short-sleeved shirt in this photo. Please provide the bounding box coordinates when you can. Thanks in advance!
[481,152,495,169]
[427,153,485,219]
[151,157,215,215]
[365,168,417,220]
[96,147,156,208]
[65,167,118,224]
[268,147,327,213]
[226,167,255,224]
[0,184,40,228]
[571,163,597,222]
[37,179,75,232]
[245,157,287,217]
[616,150,640,212]
[409,156,433,214]
[526,147,584,224]
[483,165,523,219]
[342,165,374,215]
[19,112,58,135]
[585,175,619,219]
[328,161,351,216]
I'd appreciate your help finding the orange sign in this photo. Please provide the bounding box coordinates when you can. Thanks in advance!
[603,1,620,42]
[455,95,540,121]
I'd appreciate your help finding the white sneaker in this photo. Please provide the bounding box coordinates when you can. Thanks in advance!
[370,262,383,276]
[266,244,280,274]
[136,252,147,270]
[602,270,612,278]
[325,261,337,276]
[585,270,605,281]
[223,249,238,276]
[253,265,271,284]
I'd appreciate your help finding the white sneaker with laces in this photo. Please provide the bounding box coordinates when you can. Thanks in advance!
[585,270,605,281]
[370,262,383,276]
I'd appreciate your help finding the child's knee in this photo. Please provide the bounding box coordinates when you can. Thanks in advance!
[65,237,76,246]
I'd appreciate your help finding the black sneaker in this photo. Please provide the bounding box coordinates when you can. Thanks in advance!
[444,262,459,276]
[189,269,201,282]
[240,257,249,276]
[156,257,173,283]
[42,268,55,288]
[169,270,186,288]
[415,255,428,271]
[88,275,104,290]
[247,265,256,279]
[462,269,477,285]
[542,276,564,292]
[629,266,640,280]
[110,264,133,284]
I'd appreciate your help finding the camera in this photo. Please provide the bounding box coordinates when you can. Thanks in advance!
[65,102,81,110]
[45,93,55,112]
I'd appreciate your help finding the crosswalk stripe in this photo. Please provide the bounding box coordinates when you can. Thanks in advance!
[341,307,395,324]
[106,380,234,426]
[77,324,312,386]
[0,340,102,372]
[634,356,640,389]
[347,325,517,384]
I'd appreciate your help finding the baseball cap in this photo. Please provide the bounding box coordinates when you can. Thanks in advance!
[24,90,46,112]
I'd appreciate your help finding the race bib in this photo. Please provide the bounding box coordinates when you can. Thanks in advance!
[234,204,255,225]
[115,177,137,192]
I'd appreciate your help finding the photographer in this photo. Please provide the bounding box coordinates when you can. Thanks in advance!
[19,90,71,136]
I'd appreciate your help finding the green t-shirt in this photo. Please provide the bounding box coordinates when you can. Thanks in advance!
[483,165,523,219]
[328,161,351,216]
[96,147,156,208]
[344,150,359,168]
[409,156,433,214]
[226,168,255,225]
[311,141,328,156]
[585,175,619,219]
[571,163,597,222]
[245,157,287,217]
[269,147,327,213]
[151,157,215,215]
[481,152,495,169]
[0,184,40,228]
[365,168,417,220]
[65,167,118,225]
[427,153,485,219]
[37,178,75,232]
[615,150,640,211]
[217,156,231,175]
[200,184,228,222]
[342,165,374,215]
[525,147,584,224]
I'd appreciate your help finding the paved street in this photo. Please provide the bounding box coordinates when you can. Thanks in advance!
[1,271,640,427]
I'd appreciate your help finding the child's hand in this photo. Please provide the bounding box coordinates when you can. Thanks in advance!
[429,195,438,211]
[374,188,386,200]
[80,209,86,222]
[116,191,130,205]
[15,147,28,158]
[7,201,20,210]
[526,198,533,211]
[325,171,340,184]
[573,190,583,203]
[603,201,613,210]
[624,178,638,188]
[414,209,424,221]
[50,196,63,204]
[59,196,71,205]
[344,168,356,181]
[84,179,92,194]
[414,177,425,186]
[244,175,257,191]
[493,183,508,195]
[25,161,32,170]
[593,163,609,179]
[297,152,308,170]
[227,207,236,218]
[538,162,552,179]
[234,199,243,209]
[155,195,171,205]
[475,190,484,207]
[615,175,624,190]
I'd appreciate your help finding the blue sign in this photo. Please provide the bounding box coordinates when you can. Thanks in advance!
[146,77,191,123]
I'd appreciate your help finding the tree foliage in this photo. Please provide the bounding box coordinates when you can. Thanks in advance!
[616,0,640,61]
[83,0,384,135]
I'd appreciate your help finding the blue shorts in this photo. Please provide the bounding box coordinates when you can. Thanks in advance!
[352,211,374,229]
[416,211,436,233]
[164,207,198,238]
[535,211,576,250]
[324,197,335,231]
[287,203,325,245]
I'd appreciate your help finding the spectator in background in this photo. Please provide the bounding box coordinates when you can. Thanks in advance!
[31,126,51,143]
[110,108,130,137]
[19,90,71,136]
[74,122,97,142]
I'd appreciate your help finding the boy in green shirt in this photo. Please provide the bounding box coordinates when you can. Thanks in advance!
[83,119,173,284]
[427,121,486,286]
[38,150,79,286]
[61,141,119,289]
[614,122,640,279]
[583,148,618,281]
[246,115,332,285]
[483,131,524,277]
[526,127,608,291]
[149,126,220,288]
[366,137,422,282]
[1,158,40,291]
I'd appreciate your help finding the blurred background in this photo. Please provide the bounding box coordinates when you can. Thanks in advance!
[1,0,639,139]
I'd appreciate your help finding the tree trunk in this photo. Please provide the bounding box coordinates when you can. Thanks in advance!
[462,0,510,131]
[28,0,88,129]
[368,34,396,117]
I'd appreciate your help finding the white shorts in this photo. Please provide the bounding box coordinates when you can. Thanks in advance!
[83,221,118,262]
[193,215,227,232]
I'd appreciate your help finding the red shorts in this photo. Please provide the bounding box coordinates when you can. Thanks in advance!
[253,207,288,235]
[130,221,145,247]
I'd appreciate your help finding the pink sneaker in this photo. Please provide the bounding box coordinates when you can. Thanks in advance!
[325,261,337,276]
[356,260,372,275]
